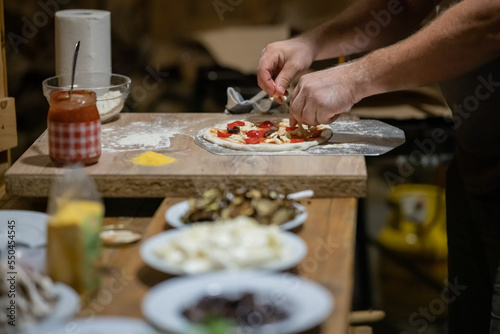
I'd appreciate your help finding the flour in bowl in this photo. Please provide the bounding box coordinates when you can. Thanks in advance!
[97,91,123,119]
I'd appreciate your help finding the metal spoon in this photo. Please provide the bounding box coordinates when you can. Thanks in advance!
[69,40,80,96]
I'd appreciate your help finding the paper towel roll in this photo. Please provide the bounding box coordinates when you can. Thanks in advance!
[55,9,111,77]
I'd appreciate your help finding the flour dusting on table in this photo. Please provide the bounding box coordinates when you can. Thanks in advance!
[101,120,187,152]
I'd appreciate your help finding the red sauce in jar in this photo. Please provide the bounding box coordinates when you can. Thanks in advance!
[48,90,101,165]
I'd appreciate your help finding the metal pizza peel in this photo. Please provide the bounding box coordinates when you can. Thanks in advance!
[195,119,405,156]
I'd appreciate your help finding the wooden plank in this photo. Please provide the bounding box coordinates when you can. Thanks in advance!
[80,197,357,334]
[0,1,16,177]
[0,184,47,211]
[0,97,17,152]
[0,0,7,98]
[5,113,367,198]
[297,198,357,334]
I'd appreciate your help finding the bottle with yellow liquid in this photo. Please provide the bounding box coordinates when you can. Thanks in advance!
[46,167,104,299]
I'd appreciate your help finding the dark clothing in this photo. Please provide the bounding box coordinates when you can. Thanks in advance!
[440,56,500,333]
[440,57,500,194]
[446,161,500,333]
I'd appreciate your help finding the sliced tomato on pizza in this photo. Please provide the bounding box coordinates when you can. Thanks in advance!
[204,118,333,150]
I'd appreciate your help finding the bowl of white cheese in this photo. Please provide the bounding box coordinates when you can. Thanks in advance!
[140,217,307,275]
[42,73,131,123]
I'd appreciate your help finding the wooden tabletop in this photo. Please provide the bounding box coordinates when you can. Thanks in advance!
[0,189,357,334]
[5,113,367,198]
[95,197,358,334]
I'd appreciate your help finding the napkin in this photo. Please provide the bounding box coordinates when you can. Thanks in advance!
[225,87,273,114]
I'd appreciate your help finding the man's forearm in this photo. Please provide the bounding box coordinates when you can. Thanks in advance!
[353,0,500,100]
[300,0,436,60]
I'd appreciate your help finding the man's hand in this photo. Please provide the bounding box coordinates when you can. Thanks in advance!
[289,63,363,126]
[257,37,318,103]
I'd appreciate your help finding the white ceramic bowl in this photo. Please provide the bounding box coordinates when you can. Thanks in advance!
[42,73,131,123]
[142,271,334,334]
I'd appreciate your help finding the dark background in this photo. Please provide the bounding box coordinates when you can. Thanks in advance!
[4,1,454,333]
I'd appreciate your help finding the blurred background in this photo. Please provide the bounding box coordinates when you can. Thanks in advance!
[6,0,353,162]
[4,1,455,333]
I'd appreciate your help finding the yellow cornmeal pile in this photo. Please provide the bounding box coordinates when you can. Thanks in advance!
[132,152,176,166]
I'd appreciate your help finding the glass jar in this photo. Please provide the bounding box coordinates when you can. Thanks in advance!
[48,90,101,165]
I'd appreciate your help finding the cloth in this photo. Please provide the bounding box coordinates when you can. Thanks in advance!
[446,160,500,334]
[440,57,500,194]
[225,88,272,114]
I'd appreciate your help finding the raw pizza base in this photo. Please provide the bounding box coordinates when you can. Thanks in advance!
[203,120,333,152]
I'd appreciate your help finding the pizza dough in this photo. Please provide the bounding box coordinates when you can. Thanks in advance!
[203,118,333,152]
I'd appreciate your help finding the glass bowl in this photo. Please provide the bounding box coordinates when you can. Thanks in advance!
[42,73,131,123]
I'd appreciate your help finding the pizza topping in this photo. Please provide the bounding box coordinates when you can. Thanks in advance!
[247,129,267,138]
[227,121,245,130]
[245,137,260,144]
[258,121,275,129]
[227,126,241,134]
[286,124,309,139]
[265,136,284,144]
[217,130,232,138]
[311,129,323,138]
[209,119,330,147]
[264,126,278,138]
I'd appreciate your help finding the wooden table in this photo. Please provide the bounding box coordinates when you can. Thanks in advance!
[5,113,366,198]
[0,190,358,334]
[2,112,366,333]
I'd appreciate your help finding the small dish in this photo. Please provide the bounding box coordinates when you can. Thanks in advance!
[0,210,48,248]
[165,200,307,231]
[22,283,80,334]
[140,228,307,275]
[0,210,49,273]
[100,224,143,246]
[142,271,334,334]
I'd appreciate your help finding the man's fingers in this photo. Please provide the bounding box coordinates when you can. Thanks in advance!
[275,96,285,104]
[289,89,305,125]
[317,113,341,125]
[330,114,341,123]
[289,113,298,127]
[274,62,300,98]
[271,89,289,104]
[257,68,276,96]
[257,50,279,96]
[317,113,340,125]
[301,101,319,126]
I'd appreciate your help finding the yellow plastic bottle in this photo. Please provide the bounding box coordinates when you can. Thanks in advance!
[47,200,104,298]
